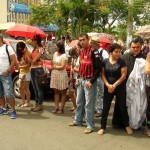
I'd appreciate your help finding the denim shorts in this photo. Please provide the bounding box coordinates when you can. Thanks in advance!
[0,75,14,99]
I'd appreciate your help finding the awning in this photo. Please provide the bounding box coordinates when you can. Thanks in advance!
[37,24,59,32]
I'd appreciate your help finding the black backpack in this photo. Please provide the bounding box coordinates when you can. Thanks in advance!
[99,48,103,61]
[6,45,11,65]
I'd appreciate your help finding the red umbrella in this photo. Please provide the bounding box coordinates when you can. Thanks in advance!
[69,40,78,48]
[5,24,46,38]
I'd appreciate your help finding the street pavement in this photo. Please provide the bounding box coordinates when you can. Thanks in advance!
[0,99,150,150]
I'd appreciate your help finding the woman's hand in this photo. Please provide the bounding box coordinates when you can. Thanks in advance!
[107,84,115,93]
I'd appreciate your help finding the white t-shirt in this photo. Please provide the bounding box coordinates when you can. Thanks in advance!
[53,52,68,67]
[98,48,109,59]
[0,44,15,74]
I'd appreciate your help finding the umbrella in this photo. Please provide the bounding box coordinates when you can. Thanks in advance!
[5,24,46,38]
[99,33,114,41]
[100,38,112,44]
[69,40,78,48]
[87,32,99,37]
[135,25,150,38]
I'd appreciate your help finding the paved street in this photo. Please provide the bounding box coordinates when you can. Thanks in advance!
[0,99,150,150]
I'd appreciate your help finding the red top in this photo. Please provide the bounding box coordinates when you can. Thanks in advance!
[79,46,94,78]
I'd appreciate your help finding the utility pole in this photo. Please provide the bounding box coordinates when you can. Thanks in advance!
[126,0,133,47]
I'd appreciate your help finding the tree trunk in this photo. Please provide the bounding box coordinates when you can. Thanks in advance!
[126,0,133,47]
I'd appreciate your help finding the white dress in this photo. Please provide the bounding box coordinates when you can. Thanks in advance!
[50,52,69,90]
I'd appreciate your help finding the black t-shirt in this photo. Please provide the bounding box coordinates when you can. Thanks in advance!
[102,58,127,84]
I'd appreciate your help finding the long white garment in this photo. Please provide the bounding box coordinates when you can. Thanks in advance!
[126,58,147,129]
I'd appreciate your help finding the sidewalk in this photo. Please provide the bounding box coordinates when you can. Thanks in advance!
[0,99,149,150]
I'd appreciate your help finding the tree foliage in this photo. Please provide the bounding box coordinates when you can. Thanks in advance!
[29,0,149,38]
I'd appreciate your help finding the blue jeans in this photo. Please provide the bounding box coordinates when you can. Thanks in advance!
[30,68,44,104]
[95,77,104,112]
[0,74,14,99]
[74,78,97,130]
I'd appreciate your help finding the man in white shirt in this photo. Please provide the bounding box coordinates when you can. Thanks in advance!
[90,36,109,117]
[0,34,17,119]
[113,35,124,47]
[47,36,56,55]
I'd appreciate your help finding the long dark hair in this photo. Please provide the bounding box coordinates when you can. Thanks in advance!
[16,41,26,61]
[56,41,65,54]
[33,34,42,47]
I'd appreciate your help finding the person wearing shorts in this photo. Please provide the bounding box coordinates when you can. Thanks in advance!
[16,41,32,108]
[0,34,17,119]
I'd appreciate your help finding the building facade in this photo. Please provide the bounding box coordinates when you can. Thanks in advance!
[0,0,43,32]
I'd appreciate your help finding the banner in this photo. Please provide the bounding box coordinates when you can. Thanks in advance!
[8,2,31,14]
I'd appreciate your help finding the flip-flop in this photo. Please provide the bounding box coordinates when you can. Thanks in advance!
[17,103,24,107]
[23,103,33,107]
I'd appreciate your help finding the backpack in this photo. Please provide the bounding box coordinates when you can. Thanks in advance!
[6,45,11,65]
[99,48,103,61]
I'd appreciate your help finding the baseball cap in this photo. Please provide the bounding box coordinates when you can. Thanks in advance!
[52,37,56,40]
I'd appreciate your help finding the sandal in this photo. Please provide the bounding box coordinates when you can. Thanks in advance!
[147,130,150,137]
[52,108,58,114]
[23,103,33,107]
[17,103,24,107]
[57,109,64,114]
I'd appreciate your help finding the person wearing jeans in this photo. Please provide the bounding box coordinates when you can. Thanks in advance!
[30,68,44,105]
[68,33,101,134]
[30,34,44,111]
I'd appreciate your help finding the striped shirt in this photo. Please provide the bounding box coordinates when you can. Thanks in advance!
[79,46,101,84]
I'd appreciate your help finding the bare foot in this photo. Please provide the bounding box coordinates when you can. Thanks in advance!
[97,129,105,135]
[126,126,133,135]
[147,130,150,137]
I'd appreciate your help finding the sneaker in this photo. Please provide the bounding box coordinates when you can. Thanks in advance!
[11,110,16,119]
[0,108,8,115]
[68,121,83,127]
[95,112,102,117]
[84,128,93,134]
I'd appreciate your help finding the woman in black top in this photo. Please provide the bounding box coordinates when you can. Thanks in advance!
[98,43,133,135]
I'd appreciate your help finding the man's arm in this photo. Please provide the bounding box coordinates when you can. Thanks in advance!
[90,50,101,84]
[3,54,17,76]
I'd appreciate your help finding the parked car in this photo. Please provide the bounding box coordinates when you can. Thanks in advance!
[4,39,70,98]
[3,38,54,99]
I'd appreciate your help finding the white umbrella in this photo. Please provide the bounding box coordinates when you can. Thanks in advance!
[87,32,99,37]
[135,25,150,38]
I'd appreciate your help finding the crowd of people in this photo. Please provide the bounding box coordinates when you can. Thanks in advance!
[0,32,150,137]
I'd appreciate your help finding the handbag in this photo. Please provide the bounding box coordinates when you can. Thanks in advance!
[37,72,48,87]
[36,55,49,87]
